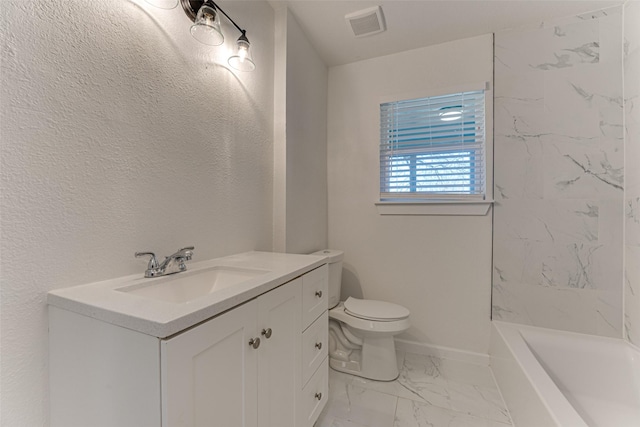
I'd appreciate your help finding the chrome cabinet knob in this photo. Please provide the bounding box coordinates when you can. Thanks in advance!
[249,337,261,349]
[315,342,322,350]
[315,290,323,298]
[315,392,322,401]
[261,328,272,339]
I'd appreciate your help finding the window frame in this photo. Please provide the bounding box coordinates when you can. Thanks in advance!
[376,82,494,216]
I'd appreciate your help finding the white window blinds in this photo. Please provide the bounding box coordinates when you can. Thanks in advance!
[380,90,486,200]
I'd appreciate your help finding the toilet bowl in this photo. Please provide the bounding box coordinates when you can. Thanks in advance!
[311,250,411,381]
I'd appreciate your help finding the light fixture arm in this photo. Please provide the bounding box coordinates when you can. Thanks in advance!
[181,0,247,37]
[207,1,245,35]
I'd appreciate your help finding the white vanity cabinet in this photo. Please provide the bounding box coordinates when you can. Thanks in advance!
[49,260,328,427]
[162,278,301,427]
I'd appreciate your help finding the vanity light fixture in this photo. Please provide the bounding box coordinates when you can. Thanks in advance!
[147,0,256,71]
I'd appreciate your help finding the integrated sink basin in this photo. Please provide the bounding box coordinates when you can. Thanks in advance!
[118,266,270,304]
[48,251,328,338]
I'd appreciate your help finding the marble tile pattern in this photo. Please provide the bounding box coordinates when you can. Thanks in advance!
[315,352,512,427]
[624,0,640,346]
[492,6,625,337]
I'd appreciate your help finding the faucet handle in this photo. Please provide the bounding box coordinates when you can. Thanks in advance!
[176,246,194,260]
[135,252,159,269]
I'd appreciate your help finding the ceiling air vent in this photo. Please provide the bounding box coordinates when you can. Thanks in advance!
[345,6,386,38]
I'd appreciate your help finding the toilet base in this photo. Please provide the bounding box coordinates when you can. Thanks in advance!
[329,335,400,381]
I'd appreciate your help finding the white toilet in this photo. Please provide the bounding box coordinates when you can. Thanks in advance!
[312,250,410,381]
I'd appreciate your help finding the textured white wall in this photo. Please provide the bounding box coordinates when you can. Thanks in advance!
[0,0,274,425]
[624,0,640,345]
[492,7,624,337]
[327,35,494,354]
[284,10,328,255]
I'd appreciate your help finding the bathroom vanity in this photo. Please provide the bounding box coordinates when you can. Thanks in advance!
[48,251,329,427]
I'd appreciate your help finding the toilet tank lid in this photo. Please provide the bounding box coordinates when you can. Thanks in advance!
[310,249,344,263]
[344,297,410,321]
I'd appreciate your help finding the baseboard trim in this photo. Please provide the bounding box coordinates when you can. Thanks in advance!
[394,338,490,366]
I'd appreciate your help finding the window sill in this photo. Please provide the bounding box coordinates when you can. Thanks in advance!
[375,200,493,216]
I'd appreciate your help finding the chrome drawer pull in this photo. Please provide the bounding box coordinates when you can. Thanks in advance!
[261,328,272,339]
[315,342,322,350]
[315,392,322,401]
[315,290,323,298]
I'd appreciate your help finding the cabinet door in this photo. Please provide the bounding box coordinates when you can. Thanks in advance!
[161,300,259,427]
[257,279,302,427]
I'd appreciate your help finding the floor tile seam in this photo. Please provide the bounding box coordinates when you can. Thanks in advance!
[403,352,492,369]
[397,373,501,394]
[390,395,400,427]
[486,363,515,425]
[396,396,515,426]
[330,370,508,422]
[325,416,369,427]
[394,389,512,424]
[329,373,410,398]
[400,361,498,388]
[341,374,506,411]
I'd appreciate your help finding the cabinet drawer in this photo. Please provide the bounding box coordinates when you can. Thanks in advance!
[299,357,328,427]
[301,311,328,385]
[302,265,328,329]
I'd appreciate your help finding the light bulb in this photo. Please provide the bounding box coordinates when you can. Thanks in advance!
[238,45,248,62]
[228,32,255,71]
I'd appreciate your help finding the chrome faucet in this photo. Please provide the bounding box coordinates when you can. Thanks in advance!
[135,246,194,278]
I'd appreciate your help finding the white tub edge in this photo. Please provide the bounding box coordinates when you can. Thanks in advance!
[490,321,588,427]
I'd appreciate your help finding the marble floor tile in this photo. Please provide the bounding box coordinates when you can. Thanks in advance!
[315,417,371,427]
[396,363,511,423]
[316,373,398,427]
[394,398,513,427]
[316,352,513,427]
[402,353,497,388]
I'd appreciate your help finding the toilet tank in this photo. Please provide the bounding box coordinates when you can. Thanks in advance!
[311,250,343,309]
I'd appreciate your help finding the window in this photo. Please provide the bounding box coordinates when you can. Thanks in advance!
[380,90,486,201]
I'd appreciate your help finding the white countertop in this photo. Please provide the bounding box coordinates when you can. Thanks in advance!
[48,251,327,338]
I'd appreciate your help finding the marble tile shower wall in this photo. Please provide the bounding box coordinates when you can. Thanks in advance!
[624,0,640,346]
[492,7,624,337]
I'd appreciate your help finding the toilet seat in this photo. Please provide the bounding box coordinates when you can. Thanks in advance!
[343,297,410,322]
[329,302,411,335]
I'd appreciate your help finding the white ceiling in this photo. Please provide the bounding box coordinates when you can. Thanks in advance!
[279,0,623,66]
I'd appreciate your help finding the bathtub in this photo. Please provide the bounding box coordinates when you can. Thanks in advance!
[490,321,640,427]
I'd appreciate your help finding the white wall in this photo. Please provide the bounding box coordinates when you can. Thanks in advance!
[327,35,494,354]
[273,6,328,255]
[492,7,624,337]
[624,0,640,345]
[0,1,275,425]
[284,10,328,255]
